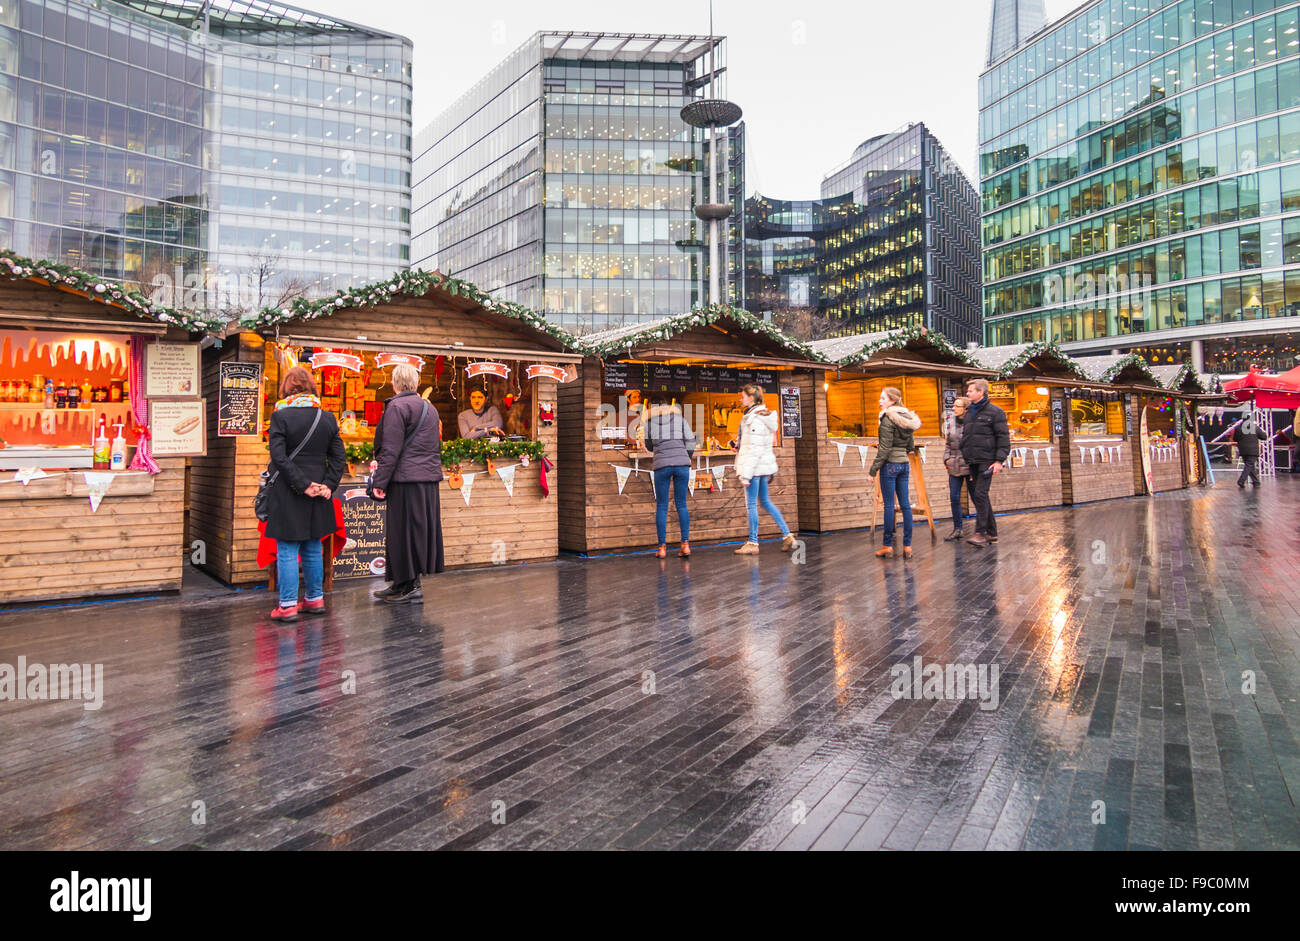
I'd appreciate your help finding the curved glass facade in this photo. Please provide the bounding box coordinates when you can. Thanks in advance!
[0,0,410,311]
[979,0,1300,352]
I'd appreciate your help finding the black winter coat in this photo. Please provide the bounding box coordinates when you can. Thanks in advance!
[1234,425,1268,457]
[264,406,345,542]
[960,398,1011,465]
[372,391,443,489]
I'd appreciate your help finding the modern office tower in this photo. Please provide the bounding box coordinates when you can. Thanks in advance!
[979,0,1300,376]
[0,0,411,311]
[412,32,741,333]
[988,0,1049,66]
[800,123,982,344]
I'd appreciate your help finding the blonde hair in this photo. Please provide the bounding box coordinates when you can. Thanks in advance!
[392,363,420,393]
[881,386,903,406]
[741,384,764,405]
[953,396,970,409]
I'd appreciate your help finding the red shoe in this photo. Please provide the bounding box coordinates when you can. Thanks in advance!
[270,604,299,622]
[300,598,326,616]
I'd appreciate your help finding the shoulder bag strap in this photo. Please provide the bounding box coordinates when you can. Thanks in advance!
[404,400,430,449]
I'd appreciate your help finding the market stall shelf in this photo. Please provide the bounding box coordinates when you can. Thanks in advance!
[0,249,219,604]
[559,305,828,553]
[190,269,583,586]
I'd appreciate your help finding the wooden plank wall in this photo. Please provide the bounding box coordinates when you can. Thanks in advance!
[1149,441,1185,492]
[188,341,239,583]
[987,445,1064,512]
[0,457,186,603]
[793,372,824,531]
[1069,441,1137,504]
[556,361,596,552]
[804,434,956,532]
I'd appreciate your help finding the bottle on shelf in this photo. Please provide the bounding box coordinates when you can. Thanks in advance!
[44,379,54,409]
[93,416,111,470]
[67,382,81,409]
[110,422,127,470]
[55,378,68,409]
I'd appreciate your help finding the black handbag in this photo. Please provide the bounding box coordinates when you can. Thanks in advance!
[366,400,429,501]
[255,408,323,522]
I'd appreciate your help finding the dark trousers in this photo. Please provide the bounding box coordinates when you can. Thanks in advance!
[967,464,998,537]
[653,465,690,544]
[948,473,975,530]
[1239,454,1260,486]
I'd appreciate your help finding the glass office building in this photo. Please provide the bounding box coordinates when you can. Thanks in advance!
[979,0,1300,375]
[0,0,411,311]
[988,0,1049,65]
[742,193,858,327]
[412,32,741,333]
[812,124,982,344]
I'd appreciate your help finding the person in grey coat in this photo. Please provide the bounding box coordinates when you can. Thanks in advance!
[943,397,975,540]
[644,401,697,558]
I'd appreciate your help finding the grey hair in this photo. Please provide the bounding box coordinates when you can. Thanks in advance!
[392,363,420,392]
[966,378,990,394]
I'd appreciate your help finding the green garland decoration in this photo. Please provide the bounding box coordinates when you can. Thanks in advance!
[1075,352,1162,385]
[239,266,584,351]
[344,441,374,464]
[810,325,982,369]
[970,341,1091,380]
[440,437,545,467]
[578,304,826,363]
[0,248,226,333]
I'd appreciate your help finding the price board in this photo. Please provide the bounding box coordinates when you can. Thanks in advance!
[144,342,200,398]
[217,362,262,436]
[780,386,802,438]
[602,362,630,390]
[334,488,388,579]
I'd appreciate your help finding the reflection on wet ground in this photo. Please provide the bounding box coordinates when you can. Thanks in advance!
[1,480,1298,850]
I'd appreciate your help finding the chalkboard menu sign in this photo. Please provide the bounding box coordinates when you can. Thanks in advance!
[697,367,718,391]
[603,362,630,390]
[717,367,739,390]
[780,386,802,438]
[217,362,262,437]
[736,369,755,388]
[943,387,958,411]
[649,365,673,392]
[1051,397,1065,437]
[671,365,695,392]
[755,370,777,391]
[334,488,388,579]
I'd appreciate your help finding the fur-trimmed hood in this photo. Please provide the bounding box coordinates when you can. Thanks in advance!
[881,404,922,430]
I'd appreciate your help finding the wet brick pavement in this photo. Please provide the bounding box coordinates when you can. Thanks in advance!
[1,479,1298,851]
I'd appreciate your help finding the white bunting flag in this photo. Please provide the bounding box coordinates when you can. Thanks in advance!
[496,462,517,498]
[835,441,848,465]
[649,472,655,499]
[83,472,115,513]
[1045,449,1052,465]
[918,446,926,464]
[857,445,870,469]
[614,464,632,495]
[1091,447,1100,463]
[13,467,48,486]
[460,472,477,505]
[711,465,726,490]
[1032,449,1041,467]
[688,469,697,493]
[1079,445,1087,463]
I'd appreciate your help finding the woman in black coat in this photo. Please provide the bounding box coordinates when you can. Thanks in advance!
[266,365,345,622]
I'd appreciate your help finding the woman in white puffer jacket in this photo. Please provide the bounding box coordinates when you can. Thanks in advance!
[733,385,795,555]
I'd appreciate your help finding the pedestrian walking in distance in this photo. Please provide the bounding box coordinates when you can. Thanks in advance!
[869,387,922,559]
[370,363,444,604]
[265,365,345,622]
[1233,414,1268,488]
[733,384,796,555]
[645,401,696,558]
[943,397,976,541]
[959,378,1010,548]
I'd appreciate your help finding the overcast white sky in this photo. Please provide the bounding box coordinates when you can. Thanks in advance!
[303,0,1078,195]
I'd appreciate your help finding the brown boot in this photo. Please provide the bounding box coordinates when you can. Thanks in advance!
[734,541,760,555]
[875,546,894,558]
[781,533,797,552]
[655,545,667,559]
[678,541,691,558]
[903,546,913,559]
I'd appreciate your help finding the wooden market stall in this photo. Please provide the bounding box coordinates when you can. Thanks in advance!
[1124,361,1215,494]
[802,327,995,533]
[965,342,1095,514]
[189,269,583,585]
[1066,353,1159,504]
[558,306,828,553]
[0,250,221,604]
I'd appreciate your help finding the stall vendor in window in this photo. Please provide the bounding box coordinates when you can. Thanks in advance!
[458,389,505,439]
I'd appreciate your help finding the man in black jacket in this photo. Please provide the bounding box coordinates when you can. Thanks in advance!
[960,378,1011,548]
[1232,413,1268,488]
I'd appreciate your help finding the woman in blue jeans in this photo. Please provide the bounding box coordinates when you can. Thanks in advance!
[644,402,696,558]
[733,385,796,555]
[868,386,922,559]
[264,365,345,622]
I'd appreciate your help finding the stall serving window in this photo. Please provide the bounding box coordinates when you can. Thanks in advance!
[0,330,138,469]
[598,362,782,455]
[1069,390,1127,438]
[991,381,1052,443]
[1142,395,1179,443]
[826,376,940,438]
[263,343,544,475]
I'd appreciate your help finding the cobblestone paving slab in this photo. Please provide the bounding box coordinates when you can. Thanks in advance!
[0,480,1297,850]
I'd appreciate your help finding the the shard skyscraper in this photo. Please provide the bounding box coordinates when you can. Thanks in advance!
[985,0,1047,66]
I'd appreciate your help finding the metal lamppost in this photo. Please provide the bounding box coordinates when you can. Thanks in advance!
[681,34,741,307]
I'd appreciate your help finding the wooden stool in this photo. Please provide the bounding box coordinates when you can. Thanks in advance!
[868,451,937,544]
